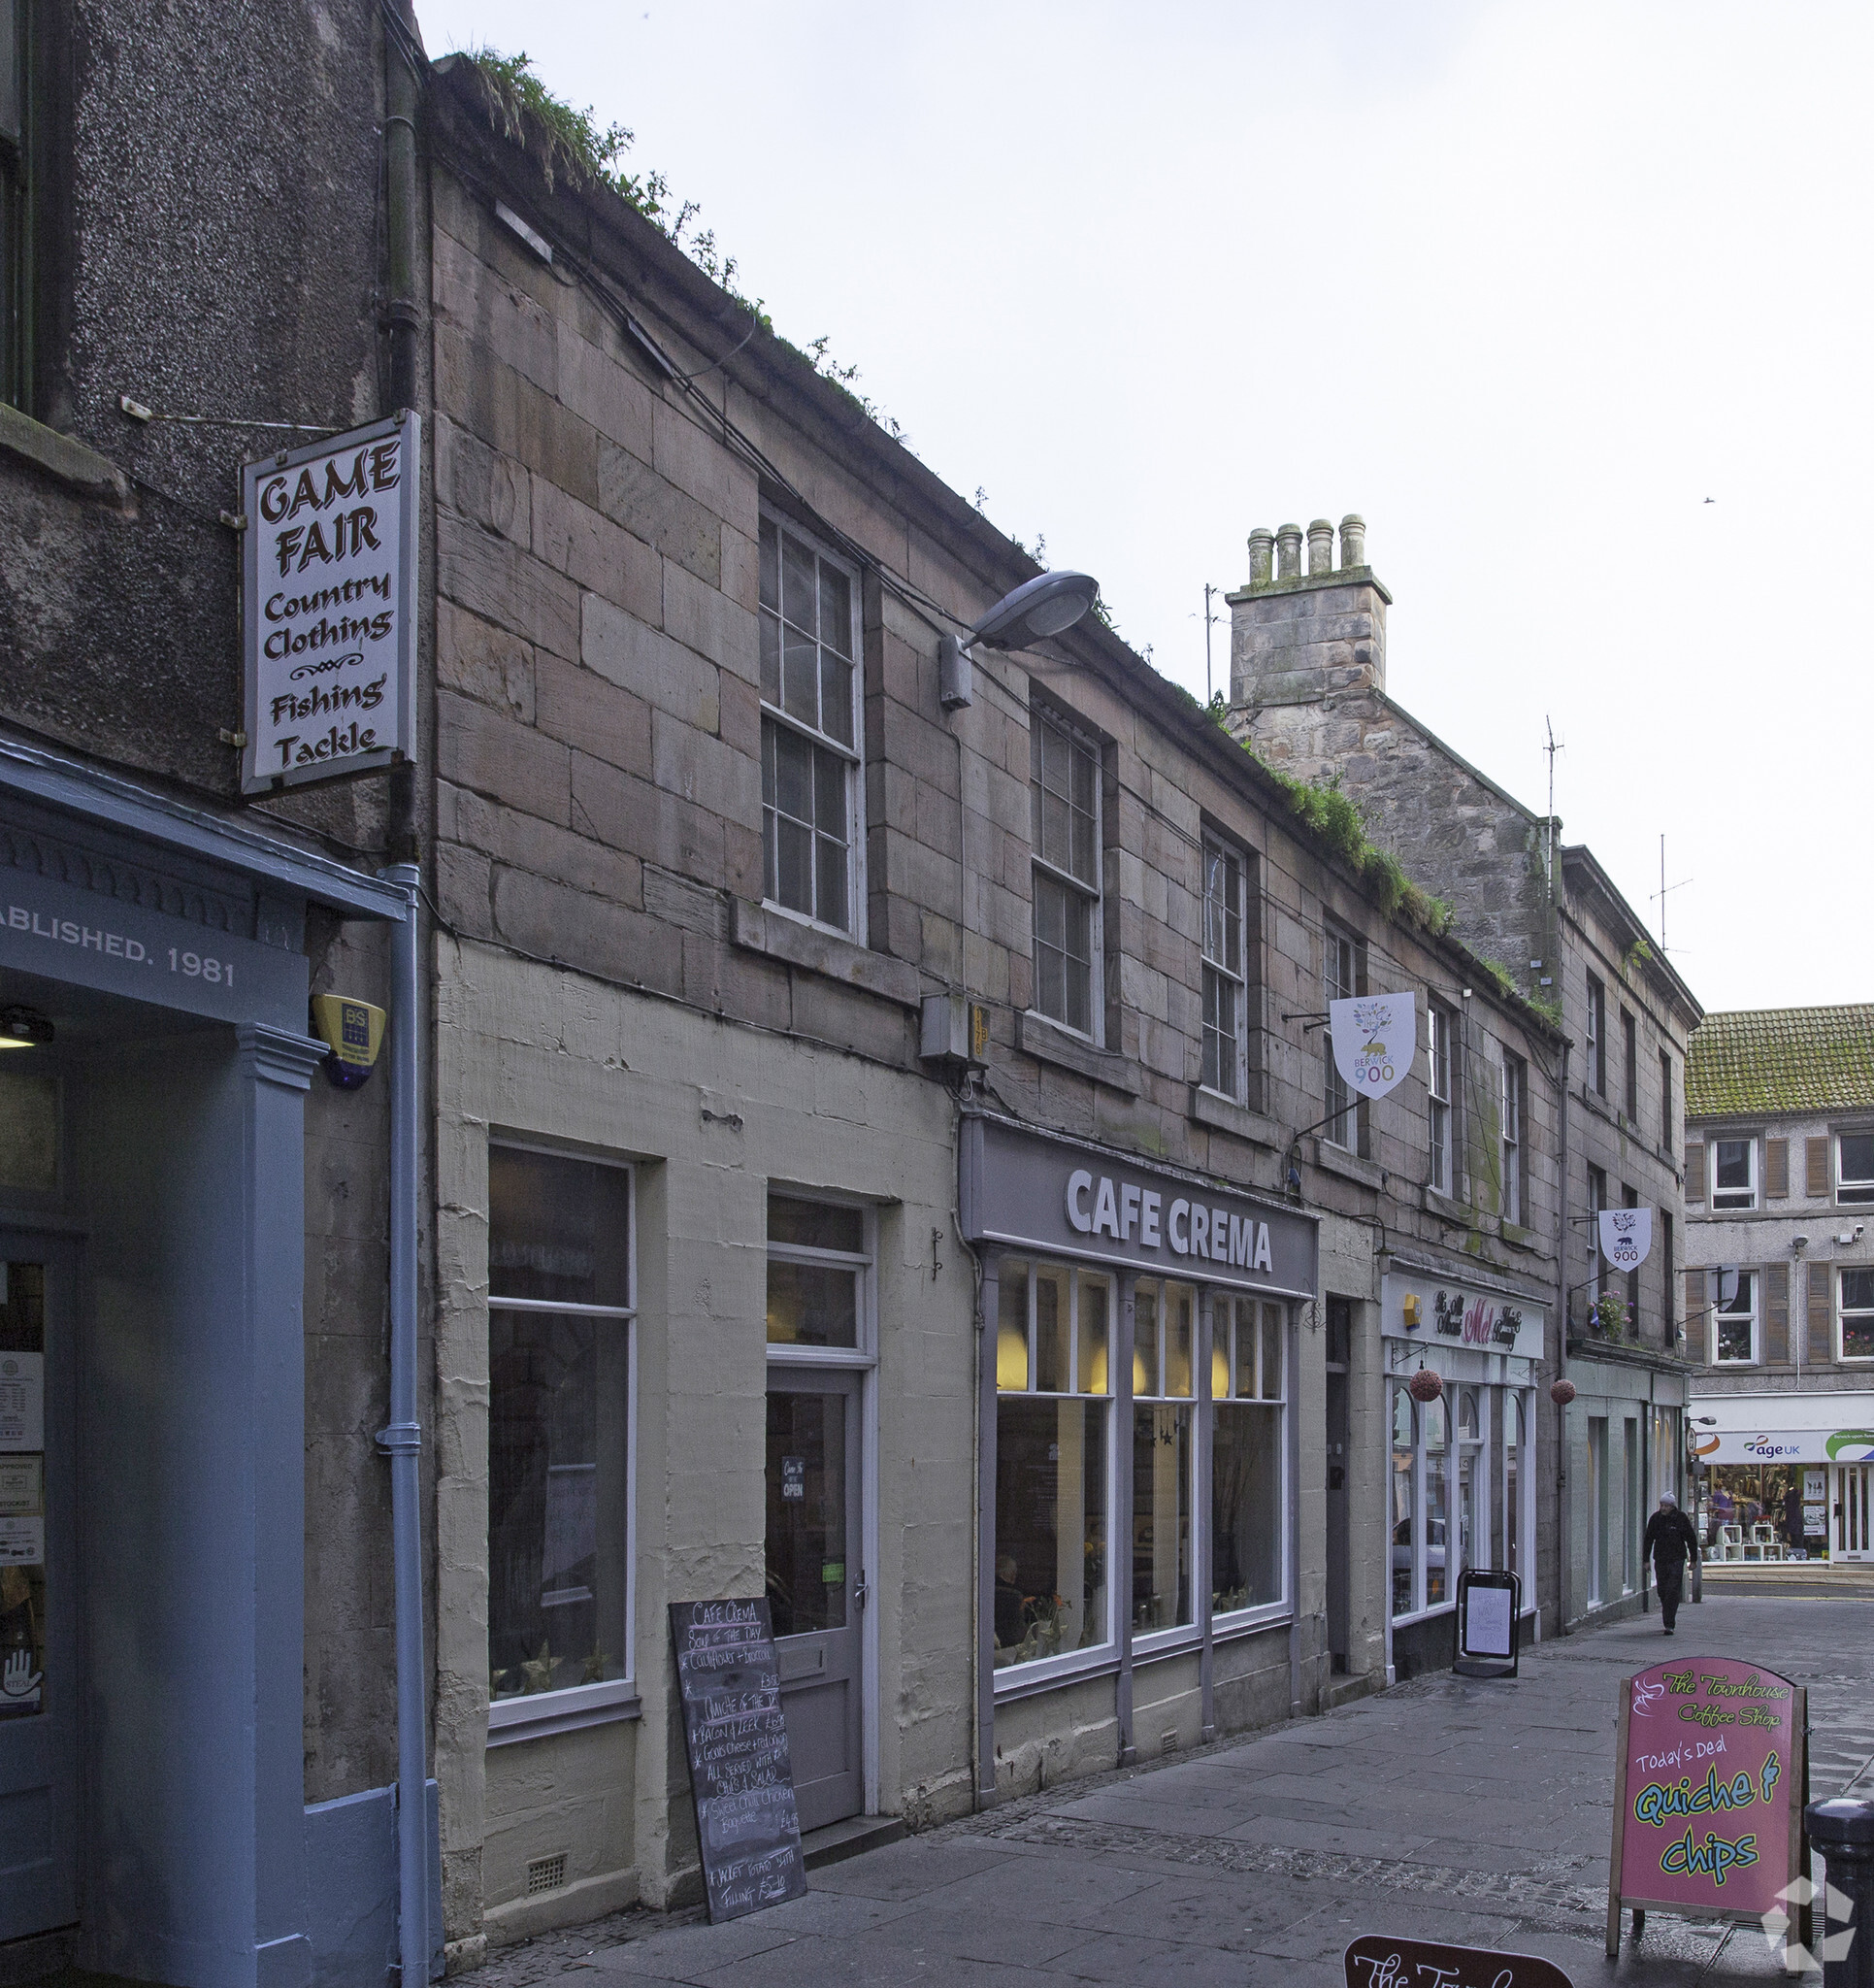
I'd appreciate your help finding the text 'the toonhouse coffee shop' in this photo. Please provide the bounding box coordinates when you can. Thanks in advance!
[958,1115,1319,1799]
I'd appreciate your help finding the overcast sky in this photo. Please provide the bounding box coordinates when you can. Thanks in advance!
[415,1,1872,1016]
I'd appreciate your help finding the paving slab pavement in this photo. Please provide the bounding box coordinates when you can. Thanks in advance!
[479,1592,1874,1988]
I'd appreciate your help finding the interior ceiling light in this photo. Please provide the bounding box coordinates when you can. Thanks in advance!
[0,1006,54,1050]
[938,570,1101,712]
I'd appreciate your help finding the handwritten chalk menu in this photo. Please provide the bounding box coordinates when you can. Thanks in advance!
[669,1600,807,1921]
[1606,1656,1806,1955]
[1346,1934,1574,1988]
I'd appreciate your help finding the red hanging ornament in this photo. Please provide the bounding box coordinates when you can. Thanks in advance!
[1550,1377,1578,1407]
[1408,1366,1444,1403]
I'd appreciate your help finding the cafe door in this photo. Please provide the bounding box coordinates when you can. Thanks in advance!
[0,1240,77,1939]
[765,1372,864,1832]
[1837,1465,1873,1561]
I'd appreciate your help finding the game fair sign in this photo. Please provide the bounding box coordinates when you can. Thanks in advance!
[1606,1656,1807,1956]
[241,412,418,792]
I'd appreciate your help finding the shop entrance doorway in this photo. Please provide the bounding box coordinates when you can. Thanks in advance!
[765,1372,864,1831]
[0,1238,77,1940]
[1838,1465,1872,1561]
[1324,1297,1351,1669]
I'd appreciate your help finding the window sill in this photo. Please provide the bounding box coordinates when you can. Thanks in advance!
[992,1644,1120,1703]
[1017,1010,1137,1095]
[1425,1185,1471,1225]
[1391,1601,1457,1628]
[1501,1221,1538,1252]
[1189,1086,1282,1149]
[486,1680,641,1747]
[0,402,132,506]
[1310,1138,1384,1192]
[1132,1623,1203,1663]
[1210,1606,1292,1644]
[732,899,919,1009]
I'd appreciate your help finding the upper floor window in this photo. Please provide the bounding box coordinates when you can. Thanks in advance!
[1712,1137,1757,1210]
[1837,1133,1874,1207]
[1500,1053,1525,1226]
[1200,835,1245,1100]
[759,515,862,934]
[1427,1004,1453,1196]
[1713,1269,1757,1364]
[1586,974,1607,1095]
[1660,1051,1674,1155]
[1622,1010,1637,1120]
[1840,1268,1874,1362]
[1323,926,1357,1148]
[1,0,31,411]
[1030,705,1101,1039]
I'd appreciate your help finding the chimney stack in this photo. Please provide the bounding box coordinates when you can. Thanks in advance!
[1226,509,1391,713]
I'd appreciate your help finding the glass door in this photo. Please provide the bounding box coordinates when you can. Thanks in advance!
[1838,1465,1873,1562]
[765,1372,863,1832]
[0,1240,77,1938]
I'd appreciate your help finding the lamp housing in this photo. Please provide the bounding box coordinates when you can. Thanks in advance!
[937,570,1101,712]
[0,1007,53,1050]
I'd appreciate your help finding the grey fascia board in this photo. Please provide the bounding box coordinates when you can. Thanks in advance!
[0,737,408,920]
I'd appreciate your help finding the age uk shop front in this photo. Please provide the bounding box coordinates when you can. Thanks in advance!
[959,1117,1318,1798]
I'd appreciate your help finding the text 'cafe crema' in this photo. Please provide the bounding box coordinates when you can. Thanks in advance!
[958,1114,1319,1800]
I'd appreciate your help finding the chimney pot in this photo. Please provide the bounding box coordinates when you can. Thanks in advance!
[1307,519,1334,576]
[1339,514,1366,569]
[1275,523,1302,580]
[1247,527,1274,589]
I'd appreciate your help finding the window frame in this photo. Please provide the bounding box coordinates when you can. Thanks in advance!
[1209,1294,1290,1633]
[1131,1278,1199,1651]
[1028,702,1105,1044]
[1499,1052,1525,1226]
[1711,1136,1758,1211]
[1323,925,1358,1149]
[758,510,867,941]
[0,0,31,413]
[1586,973,1606,1096]
[1836,1131,1874,1209]
[1712,1267,1759,1366]
[1839,1265,1874,1364]
[765,1188,876,1370]
[1622,1009,1638,1121]
[1660,1050,1674,1156]
[1199,831,1247,1103]
[485,1139,640,1743]
[1427,1003,1454,1197]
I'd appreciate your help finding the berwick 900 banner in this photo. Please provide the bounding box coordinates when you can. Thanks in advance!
[241,411,419,792]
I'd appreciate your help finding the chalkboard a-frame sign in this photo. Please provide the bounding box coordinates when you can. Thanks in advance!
[669,1599,808,1922]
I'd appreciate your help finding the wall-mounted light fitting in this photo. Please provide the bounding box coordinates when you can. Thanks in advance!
[0,1007,53,1050]
[937,570,1101,711]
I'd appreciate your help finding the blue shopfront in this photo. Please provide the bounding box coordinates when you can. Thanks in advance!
[0,738,433,1986]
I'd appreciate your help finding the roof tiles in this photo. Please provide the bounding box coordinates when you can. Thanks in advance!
[1687,1005,1874,1119]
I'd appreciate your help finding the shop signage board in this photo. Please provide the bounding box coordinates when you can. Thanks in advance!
[242,412,419,792]
[1329,993,1416,1101]
[1383,1272,1545,1364]
[1606,1656,1807,1956]
[1344,1934,1573,1988]
[0,868,306,1030]
[669,1599,807,1922]
[1453,1567,1521,1677]
[1598,1208,1653,1270]
[959,1115,1317,1297]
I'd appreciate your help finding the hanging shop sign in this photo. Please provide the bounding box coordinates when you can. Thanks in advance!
[1329,993,1417,1102]
[668,1599,807,1922]
[1607,1657,1806,1957]
[242,412,419,792]
[1384,1271,1544,1361]
[959,1115,1317,1296]
[1599,1208,1654,1271]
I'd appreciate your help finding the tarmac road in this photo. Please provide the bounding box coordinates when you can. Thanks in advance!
[482,1591,1874,1988]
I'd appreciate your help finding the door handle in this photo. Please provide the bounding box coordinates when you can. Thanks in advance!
[854,1572,869,1608]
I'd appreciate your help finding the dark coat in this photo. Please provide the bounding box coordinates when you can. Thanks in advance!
[1643,1508,1700,1569]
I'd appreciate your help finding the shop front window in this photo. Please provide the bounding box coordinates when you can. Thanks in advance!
[994,1262,1112,1670]
[1211,1296,1285,1616]
[1133,1280,1195,1634]
[1391,1385,1415,1616]
[1423,1392,1449,1607]
[1456,1387,1481,1576]
[487,1145,633,1706]
[1504,1393,1522,1579]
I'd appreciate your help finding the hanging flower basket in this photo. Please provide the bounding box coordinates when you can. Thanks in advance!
[1551,1377,1578,1407]
[1408,1366,1444,1403]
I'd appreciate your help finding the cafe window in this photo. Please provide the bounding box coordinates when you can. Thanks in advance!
[1714,1269,1758,1364]
[994,1262,1113,1670]
[487,1144,634,1713]
[1133,1279,1196,1636]
[766,1193,868,1349]
[1211,1296,1286,1617]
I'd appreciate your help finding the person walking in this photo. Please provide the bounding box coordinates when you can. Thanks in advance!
[1643,1493,1701,1635]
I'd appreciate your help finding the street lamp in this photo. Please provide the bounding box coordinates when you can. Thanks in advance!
[937,570,1101,711]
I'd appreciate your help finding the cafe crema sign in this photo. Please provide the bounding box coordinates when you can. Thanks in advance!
[241,412,418,792]
[960,1117,1316,1295]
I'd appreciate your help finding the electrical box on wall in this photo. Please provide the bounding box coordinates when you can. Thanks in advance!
[920,992,989,1069]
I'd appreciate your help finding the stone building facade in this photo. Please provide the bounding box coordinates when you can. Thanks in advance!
[1226,521,1703,1630]
[1683,1006,1874,1563]
[416,59,1563,1953]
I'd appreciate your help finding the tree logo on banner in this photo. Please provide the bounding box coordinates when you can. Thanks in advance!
[1329,994,1416,1102]
[1598,1207,1654,1270]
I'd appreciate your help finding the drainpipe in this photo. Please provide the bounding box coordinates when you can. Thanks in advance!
[1555,1037,1571,1638]
[378,863,429,1982]
[384,2,422,414]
